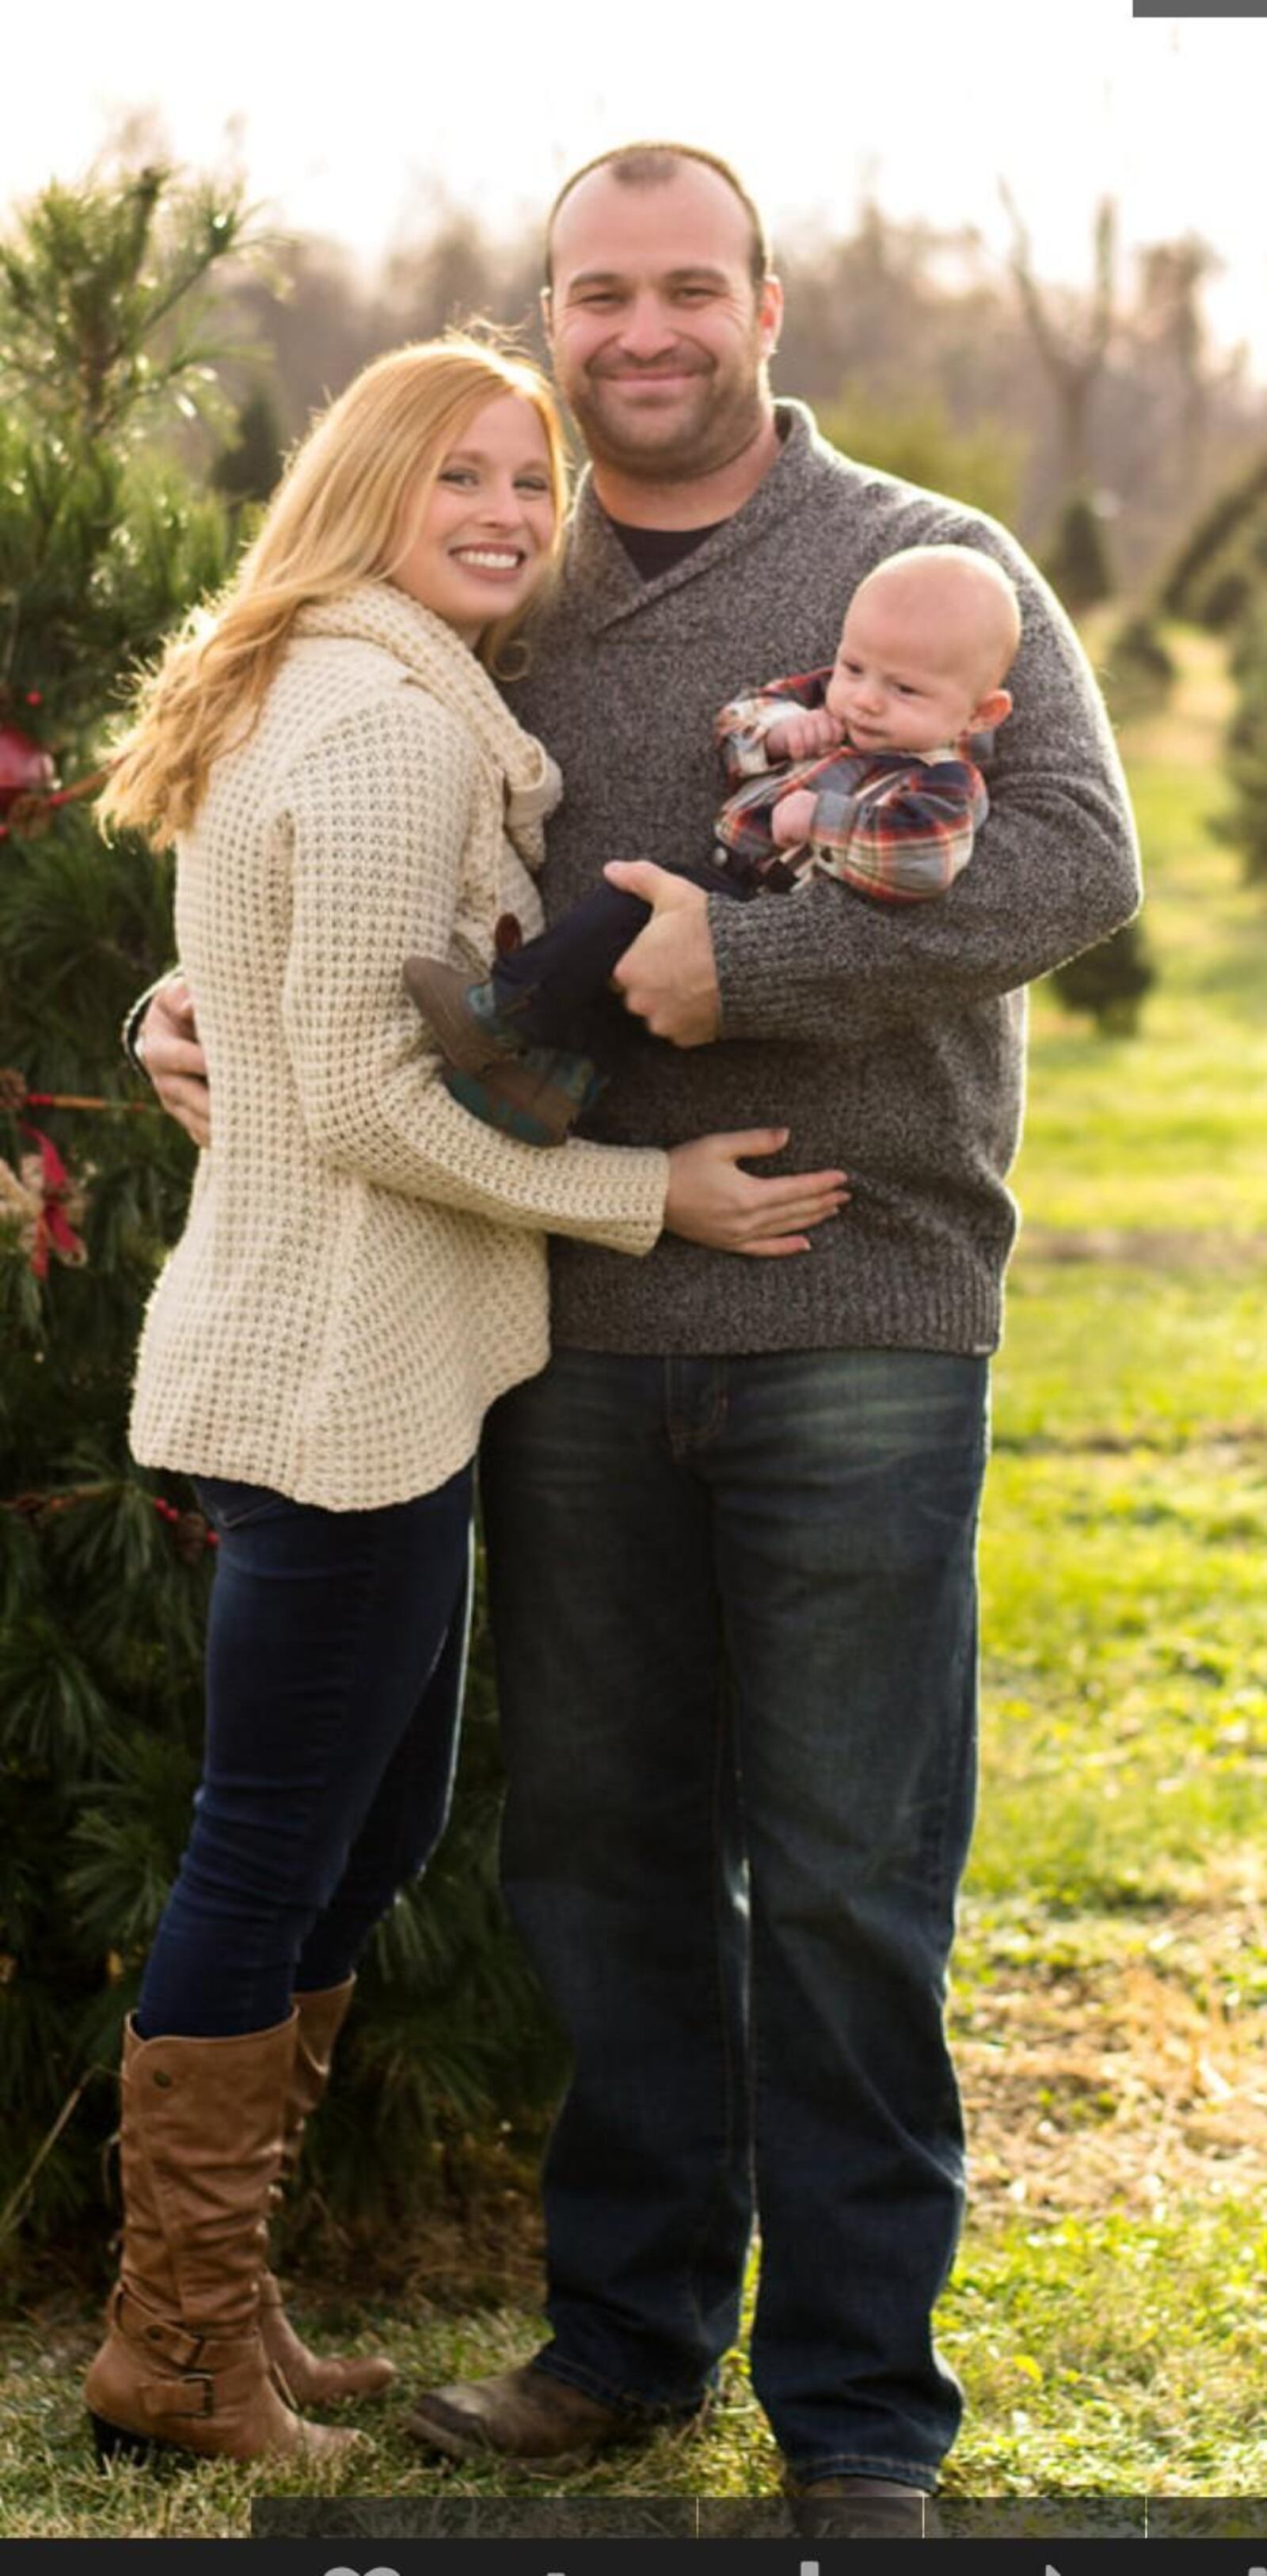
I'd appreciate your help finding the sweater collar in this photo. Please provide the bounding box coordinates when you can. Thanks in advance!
[296,578,497,705]
[294,579,560,844]
[561,401,844,629]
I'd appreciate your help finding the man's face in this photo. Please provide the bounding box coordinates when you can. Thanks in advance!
[544,162,782,484]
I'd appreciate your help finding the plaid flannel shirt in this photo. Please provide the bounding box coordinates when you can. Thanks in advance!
[713,665,988,902]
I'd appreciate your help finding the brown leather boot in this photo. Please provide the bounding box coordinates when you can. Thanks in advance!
[402,957,516,1073]
[258,1978,394,2403]
[402,956,599,1147]
[84,2015,359,2466]
[789,2479,937,2540]
[405,2361,687,2464]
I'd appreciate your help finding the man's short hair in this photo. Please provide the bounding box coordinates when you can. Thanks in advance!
[545,142,771,290]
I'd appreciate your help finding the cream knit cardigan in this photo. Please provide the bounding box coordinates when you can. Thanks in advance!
[128,581,668,1510]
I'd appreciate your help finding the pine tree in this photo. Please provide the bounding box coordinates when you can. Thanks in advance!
[1215,589,1267,884]
[0,167,551,2281]
[1049,919,1156,1035]
[1041,491,1115,615]
[209,382,284,515]
[0,165,242,2261]
[1158,448,1267,631]
[1101,612,1176,727]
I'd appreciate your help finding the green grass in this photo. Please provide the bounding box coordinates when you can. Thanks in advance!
[997,1266,1267,1446]
[5,624,1267,2530]
[946,2205,1267,2496]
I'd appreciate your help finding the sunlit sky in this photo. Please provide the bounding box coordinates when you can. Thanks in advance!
[8,2,1267,378]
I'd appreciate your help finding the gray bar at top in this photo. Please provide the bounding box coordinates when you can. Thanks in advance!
[1134,3,1267,16]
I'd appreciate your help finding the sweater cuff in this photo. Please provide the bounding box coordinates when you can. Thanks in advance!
[580,1147,670,1256]
[120,970,177,1078]
[707,891,801,1043]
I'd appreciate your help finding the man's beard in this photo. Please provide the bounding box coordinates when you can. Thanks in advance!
[563,343,770,485]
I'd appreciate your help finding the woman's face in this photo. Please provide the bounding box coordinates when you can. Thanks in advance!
[392,392,557,642]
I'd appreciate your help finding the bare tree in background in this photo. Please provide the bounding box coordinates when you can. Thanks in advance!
[1133,234,1222,496]
[1000,184,1117,493]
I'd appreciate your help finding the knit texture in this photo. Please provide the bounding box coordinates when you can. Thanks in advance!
[129,582,668,1509]
[509,402,1141,1358]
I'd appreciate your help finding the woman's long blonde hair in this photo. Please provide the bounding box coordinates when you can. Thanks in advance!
[101,333,569,847]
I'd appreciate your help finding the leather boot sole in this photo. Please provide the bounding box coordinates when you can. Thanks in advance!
[89,2411,182,2471]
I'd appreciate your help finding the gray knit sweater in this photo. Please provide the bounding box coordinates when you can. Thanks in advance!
[508,401,1141,1358]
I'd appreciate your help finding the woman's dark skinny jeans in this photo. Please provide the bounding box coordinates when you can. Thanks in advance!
[135,1463,473,2040]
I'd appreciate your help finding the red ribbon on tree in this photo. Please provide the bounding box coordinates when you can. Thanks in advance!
[18,1119,86,1276]
[0,722,112,843]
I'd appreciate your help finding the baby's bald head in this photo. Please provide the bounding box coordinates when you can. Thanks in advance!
[854,546,1022,695]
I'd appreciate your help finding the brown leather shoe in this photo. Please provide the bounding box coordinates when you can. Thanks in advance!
[402,958,508,1072]
[405,2362,666,2465]
[403,956,596,1147]
[789,2479,936,2540]
[259,1978,394,2405]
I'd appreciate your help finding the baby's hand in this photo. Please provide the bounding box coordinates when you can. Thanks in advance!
[770,787,818,848]
[765,707,847,762]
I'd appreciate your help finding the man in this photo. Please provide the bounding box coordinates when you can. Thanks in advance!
[137,143,1140,2512]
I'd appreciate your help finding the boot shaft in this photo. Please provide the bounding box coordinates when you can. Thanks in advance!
[119,2014,298,2338]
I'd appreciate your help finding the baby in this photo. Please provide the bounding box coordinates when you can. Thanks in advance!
[405,544,1021,1145]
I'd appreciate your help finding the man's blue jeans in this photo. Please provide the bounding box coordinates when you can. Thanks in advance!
[481,1347,988,2490]
[136,1465,473,2041]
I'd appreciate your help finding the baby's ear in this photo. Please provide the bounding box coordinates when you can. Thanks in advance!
[974,686,1013,731]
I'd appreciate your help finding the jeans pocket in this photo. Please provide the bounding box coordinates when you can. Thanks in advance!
[192,1475,293,1534]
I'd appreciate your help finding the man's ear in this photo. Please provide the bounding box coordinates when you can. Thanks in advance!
[973,686,1013,732]
[758,272,784,360]
[540,283,554,347]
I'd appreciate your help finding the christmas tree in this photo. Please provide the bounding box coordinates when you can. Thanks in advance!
[0,165,553,2283]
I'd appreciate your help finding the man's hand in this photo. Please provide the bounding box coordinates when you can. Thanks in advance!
[603,862,720,1047]
[770,788,817,849]
[764,706,846,763]
[141,975,211,1149]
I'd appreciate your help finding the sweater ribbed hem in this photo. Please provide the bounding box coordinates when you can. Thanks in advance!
[548,1237,1005,1359]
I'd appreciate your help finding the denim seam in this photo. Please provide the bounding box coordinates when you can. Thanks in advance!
[687,1661,746,2376]
[681,1358,746,2396]
[929,1415,989,1925]
[531,2348,699,2423]
[665,1356,728,1461]
[786,2445,937,2490]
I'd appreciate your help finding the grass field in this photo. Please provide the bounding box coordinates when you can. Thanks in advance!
[3,629,1265,2533]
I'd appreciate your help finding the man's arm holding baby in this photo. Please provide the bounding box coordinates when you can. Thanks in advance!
[611,534,1140,1050]
[770,753,984,900]
[607,752,982,1041]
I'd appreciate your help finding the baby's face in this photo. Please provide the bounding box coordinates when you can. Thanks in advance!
[824,587,989,754]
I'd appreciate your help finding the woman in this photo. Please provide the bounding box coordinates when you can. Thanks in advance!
[88,336,845,2468]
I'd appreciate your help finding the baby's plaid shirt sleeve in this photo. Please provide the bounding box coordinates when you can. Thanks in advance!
[713,667,835,782]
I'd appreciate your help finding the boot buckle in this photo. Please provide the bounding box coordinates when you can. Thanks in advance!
[184,2372,216,2419]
